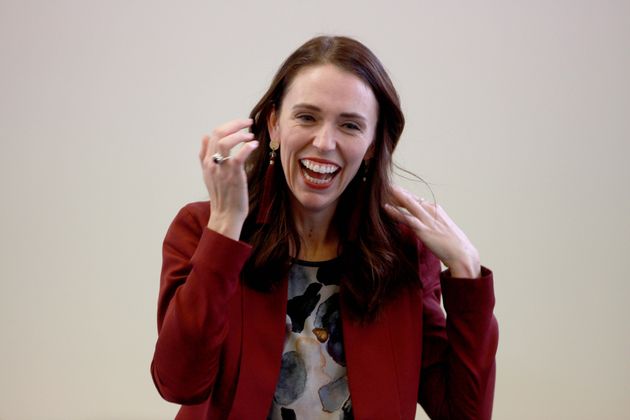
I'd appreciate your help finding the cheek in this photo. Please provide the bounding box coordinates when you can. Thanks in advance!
[279,148,296,180]
[347,142,372,165]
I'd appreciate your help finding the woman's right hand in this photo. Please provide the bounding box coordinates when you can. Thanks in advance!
[199,118,259,240]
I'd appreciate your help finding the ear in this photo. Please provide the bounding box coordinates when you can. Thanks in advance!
[267,107,280,143]
[364,142,375,160]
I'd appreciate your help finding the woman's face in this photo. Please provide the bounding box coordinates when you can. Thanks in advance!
[269,64,378,216]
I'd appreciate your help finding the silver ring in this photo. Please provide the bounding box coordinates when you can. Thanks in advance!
[212,153,230,164]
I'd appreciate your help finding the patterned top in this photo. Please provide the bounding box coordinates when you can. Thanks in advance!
[267,259,353,420]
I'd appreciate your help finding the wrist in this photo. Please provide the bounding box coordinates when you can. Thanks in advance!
[448,262,481,278]
[446,248,481,278]
[207,213,245,241]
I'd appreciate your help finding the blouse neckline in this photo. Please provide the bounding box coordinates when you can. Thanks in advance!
[291,256,340,267]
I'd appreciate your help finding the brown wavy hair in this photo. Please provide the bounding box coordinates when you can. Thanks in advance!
[241,35,419,320]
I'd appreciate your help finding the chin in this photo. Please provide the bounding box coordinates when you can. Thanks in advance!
[292,191,340,213]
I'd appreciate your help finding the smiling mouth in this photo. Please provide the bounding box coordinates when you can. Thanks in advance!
[299,158,341,185]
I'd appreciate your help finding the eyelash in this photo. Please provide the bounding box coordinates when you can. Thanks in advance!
[296,114,315,122]
[296,114,361,132]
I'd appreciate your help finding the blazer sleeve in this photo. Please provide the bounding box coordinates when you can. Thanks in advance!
[417,243,499,420]
[150,202,252,404]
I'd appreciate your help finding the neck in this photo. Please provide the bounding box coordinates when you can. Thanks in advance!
[291,202,339,262]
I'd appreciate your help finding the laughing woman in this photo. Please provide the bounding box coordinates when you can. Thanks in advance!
[151,36,498,420]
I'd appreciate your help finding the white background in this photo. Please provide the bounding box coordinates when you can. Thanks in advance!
[1,0,629,419]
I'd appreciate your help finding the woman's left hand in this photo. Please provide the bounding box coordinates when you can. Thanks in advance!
[384,185,481,278]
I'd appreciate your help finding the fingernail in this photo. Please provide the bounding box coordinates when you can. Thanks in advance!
[251,140,259,148]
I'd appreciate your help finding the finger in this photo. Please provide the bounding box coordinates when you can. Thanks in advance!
[231,140,259,164]
[390,185,428,206]
[390,185,432,221]
[384,203,428,233]
[206,118,254,160]
[389,185,417,207]
[210,118,253,141]
[399,187,437,219]
[199,135,210,162]
[215,130,255,156]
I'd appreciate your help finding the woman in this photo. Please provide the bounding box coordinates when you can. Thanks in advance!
[151,36,498,420]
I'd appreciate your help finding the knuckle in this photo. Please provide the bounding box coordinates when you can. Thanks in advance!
[205,160,217,171]
[212,127,225,138]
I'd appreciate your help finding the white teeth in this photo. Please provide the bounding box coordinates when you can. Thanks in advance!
[303,171,333,184]
[300,159,339,174]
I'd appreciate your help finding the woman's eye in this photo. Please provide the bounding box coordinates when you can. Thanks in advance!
[342,122,361,131]
[296,114,315,122]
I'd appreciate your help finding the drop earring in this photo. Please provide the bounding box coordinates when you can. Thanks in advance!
[256,139,279,224]
[348,159,369,241]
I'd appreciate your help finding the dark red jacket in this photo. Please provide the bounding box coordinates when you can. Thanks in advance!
[151,201,498,419]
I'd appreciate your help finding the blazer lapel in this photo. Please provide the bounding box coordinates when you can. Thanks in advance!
[342,302,402,419]
[229,278,288,419]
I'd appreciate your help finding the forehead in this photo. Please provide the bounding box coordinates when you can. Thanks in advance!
[281,64,378,120]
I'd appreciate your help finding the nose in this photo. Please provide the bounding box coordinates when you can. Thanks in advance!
[312,123,336,151]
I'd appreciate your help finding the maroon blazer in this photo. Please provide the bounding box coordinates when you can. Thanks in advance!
[151,201,498,419]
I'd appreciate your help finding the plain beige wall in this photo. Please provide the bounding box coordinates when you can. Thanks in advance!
[1,0,629,419]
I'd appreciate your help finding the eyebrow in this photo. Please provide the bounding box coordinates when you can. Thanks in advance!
[291,103,368,123]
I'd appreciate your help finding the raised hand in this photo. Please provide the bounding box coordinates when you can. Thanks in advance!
[199,118,259,240]
[384,185,481,278]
